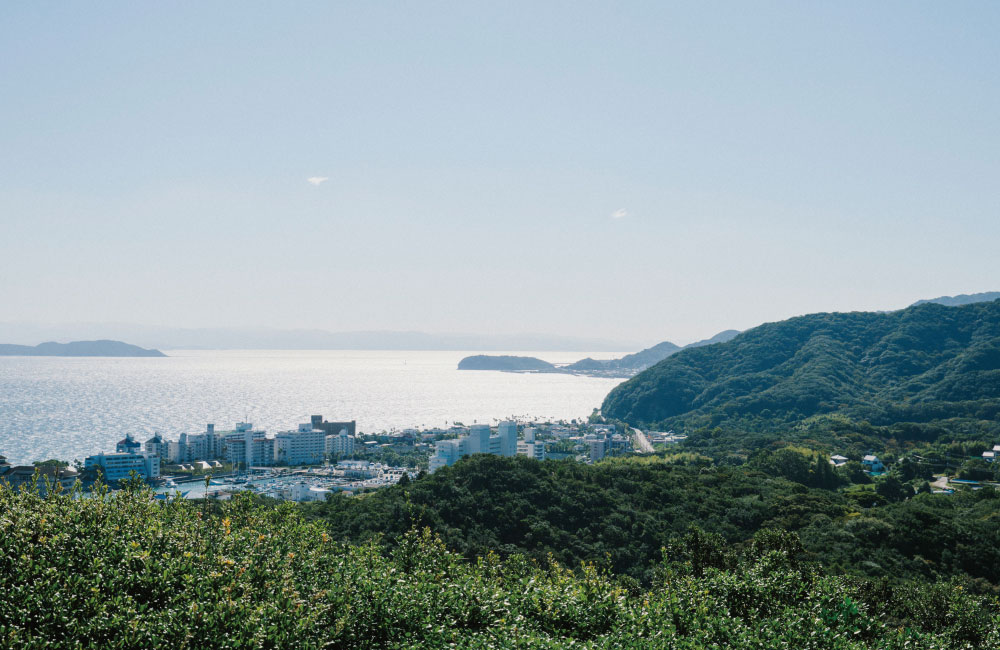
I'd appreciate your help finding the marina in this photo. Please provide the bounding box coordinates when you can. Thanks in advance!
[155,461,413,501]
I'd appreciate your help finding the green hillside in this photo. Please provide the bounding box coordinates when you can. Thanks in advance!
[602,300,1000,445]
[302,454,1000,588]
[4,477,1000,649]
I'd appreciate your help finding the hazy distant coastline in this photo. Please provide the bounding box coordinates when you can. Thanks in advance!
[0,324,639,352]
[459,330,740,378]
[0,340,166,357]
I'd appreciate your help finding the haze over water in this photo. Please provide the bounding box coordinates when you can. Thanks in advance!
[0,350,625,466]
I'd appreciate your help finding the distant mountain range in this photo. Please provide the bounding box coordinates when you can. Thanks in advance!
[3,292,992,353]
[0,323,638,352]
[602,298,1000,434]
[0,340,166,357]
[459,330,741,377]
[910,291,1000,308]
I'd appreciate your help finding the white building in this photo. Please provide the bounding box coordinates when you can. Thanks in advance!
[85,452,160,482]
[517,440,545,461]
[587,437,606,462]
[285,482,332,502]
[467,424,491,455]
[498,421,517,456]
[116,434,142,454]
[326,428,356,457]
[862,455,885,473]
[144,434,166,462]
[167,424,221,463]
[428,422,537,471]
[274,424,327,466]
[222,424,274,467]
[429,439,461,472]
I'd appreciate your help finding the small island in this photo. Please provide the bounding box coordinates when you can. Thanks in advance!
[0,340,167,357]
[456,355,555,372]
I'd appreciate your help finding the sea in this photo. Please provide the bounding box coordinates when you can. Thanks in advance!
[0,350,626,466]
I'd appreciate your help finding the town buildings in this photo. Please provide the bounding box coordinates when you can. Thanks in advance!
[428,421,530,471]
[152,415,360,470]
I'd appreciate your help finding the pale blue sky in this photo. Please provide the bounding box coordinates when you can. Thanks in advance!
[1,2,998,344]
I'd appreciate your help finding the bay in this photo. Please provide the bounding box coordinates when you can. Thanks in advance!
[0,349,625,465]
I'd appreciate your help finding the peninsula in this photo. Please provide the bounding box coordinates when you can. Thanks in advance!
[0,340,166,357]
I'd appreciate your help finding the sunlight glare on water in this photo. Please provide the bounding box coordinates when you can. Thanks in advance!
[0,350,626,465]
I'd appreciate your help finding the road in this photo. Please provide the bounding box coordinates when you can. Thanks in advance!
[631,427,655,454]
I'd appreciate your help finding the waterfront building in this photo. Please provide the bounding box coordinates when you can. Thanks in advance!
[467,424,491,455]
[285,482,331,502]
[116,434,142,454]
[0,464,79,495]
[310,415,357,437]
[337,460,381,478]
[326,428,356,457]
[498,421,517,456]
[166,437,186,463]
[222,425,274,468]
[85,452,160,482]
[144,433,166,462]
[167,424,220,463]
[517,441,545,461]
[274,424,326,466]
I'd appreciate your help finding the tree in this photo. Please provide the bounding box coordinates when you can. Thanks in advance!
[32,459,68,468]
[875,476,913,503]
[839,461,872,485]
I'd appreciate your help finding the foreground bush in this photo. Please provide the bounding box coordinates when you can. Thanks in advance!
[2,483,999,649]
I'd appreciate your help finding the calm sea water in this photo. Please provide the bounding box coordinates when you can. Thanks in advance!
[0,350,625,465]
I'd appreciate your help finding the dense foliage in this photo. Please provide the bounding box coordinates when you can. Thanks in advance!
[3,480,999,649]
[301,455,1000,589]
[602,300,1000,454]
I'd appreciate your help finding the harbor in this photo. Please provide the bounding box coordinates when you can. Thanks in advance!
[156,460,413,501]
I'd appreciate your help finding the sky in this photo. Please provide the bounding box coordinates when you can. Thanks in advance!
[1,1,998,346]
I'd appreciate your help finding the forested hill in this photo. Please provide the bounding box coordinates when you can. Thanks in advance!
[602,299,1000,432]
[302,454,1000,589]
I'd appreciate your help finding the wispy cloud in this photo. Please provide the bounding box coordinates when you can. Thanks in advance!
[611,208,628,219]
[307,176,329,186]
